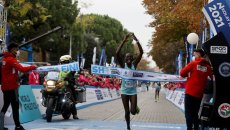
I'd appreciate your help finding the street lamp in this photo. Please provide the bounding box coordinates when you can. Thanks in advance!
[187,33,199,48]
[187,33,199,44]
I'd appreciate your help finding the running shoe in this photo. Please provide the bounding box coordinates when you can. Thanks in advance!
[15,125,25,130]
[136,106,140,114]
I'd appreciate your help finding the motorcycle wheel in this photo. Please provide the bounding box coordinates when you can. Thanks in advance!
[62,103,71,120]
[46,98,54,122]
[62,112,71,120]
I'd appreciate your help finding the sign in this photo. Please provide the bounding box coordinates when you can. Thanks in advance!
[203,0,230,46]
[211,46,228,54]
[18,85,41,123]
[218,103,230,118]
[202,32,230,127]
[95,89,103,100]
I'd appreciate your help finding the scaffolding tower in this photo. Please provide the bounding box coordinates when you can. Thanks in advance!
[0,0,7,52]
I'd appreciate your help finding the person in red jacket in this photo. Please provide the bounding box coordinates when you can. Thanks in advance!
[180,49,212,130]
[0,43,37,130]
[28,71,40,85]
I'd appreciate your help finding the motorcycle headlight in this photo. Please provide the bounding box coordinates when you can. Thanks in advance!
[47,80,55,86]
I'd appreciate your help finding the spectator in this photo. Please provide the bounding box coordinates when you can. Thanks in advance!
[180,49,212,130]
[28,71,40,85]
[0,43,37,130]
[155,82,161,102]
[19,72,29,85]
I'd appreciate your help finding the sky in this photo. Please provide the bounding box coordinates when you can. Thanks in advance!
[78,0,156,67]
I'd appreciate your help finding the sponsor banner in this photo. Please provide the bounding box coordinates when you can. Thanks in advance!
[178,93,185,110]
[95,89,104,100]
[31,85,121,115]
[203,32,230,126]
[210,46,228,54]
[218,103,230,118]
[91,65,185,82]
[18,85,41,123]
[165,88,185,111]
[218,62,230,77]
[100,88,110,100]
[36,62,79,72]
[203,0,230,45]
[31,86,46,115]
[1,86,41,124]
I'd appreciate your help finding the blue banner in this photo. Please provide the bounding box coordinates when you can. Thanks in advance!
[18,85,41,123]
[203,0,230,46]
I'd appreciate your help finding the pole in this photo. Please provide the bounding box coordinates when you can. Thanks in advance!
[69,34,72,56]
[19,26,62,48]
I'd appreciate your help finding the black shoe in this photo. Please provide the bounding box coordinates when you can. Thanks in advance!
[15,125,25,130]
[4,127,8,130]
[73,114,79,119]
[0,112,5,130]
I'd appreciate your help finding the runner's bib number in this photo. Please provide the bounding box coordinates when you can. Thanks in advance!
[125,80,136,88]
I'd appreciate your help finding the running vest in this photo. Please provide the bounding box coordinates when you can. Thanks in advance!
[121,64,137,95]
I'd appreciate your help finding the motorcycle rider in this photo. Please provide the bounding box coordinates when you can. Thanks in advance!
[59,55,78,119]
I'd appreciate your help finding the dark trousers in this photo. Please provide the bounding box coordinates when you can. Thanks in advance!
[1,90,21,127]
[185,94,202,130]
[66,85,77,116]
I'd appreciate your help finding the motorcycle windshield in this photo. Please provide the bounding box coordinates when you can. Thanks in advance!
[46,71,59,80]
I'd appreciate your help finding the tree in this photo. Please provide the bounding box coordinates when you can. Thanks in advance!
[38,0,80,63]
[72,14,135,67]
[143,0,207,73]
[8,0,50,43]
[137,58,151,70]
[7,0,79,63]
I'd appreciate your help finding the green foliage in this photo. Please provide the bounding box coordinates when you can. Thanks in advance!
[8,0,50,42]
[72,14,134,67]
[38,0,80,62]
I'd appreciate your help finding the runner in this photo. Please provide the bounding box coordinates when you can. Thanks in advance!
[116,33,143,130]
[155,82,161,102]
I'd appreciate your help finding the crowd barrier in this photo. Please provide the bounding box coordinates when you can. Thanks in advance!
[0,85,122,125]
[165,88,185,111]
[0,85,41,125]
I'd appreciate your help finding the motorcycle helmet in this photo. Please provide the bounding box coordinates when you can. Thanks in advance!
[59,55,72,64]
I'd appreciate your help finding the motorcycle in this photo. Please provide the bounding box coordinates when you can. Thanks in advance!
[41,71,86,122]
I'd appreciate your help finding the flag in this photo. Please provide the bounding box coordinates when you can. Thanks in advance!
[178,49,183,74]
[189,44,194,62]
[92,47,96,64]
[99,48,104,66]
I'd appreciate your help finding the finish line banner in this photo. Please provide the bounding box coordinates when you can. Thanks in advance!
[36,62,79,72]
[203,0,230,46]
[91,65,186,82]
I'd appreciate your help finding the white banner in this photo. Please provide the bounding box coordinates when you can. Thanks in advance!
[36,62,79,72]
[91,65,186,82]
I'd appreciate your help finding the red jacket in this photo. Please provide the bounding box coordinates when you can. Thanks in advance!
[1,52,36,91]
[180,57,212,99]
[28,71,40,85]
